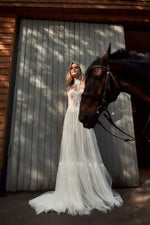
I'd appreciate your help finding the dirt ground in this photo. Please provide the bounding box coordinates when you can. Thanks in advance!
[0,186,150,225]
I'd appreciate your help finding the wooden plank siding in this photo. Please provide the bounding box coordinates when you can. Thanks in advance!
[0,1,145,190]
[6,20,138,191]
[0,0,150,9]
[0,16,17,170]
[1,1,150,26]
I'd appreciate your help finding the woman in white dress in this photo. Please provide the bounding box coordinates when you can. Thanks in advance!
[29,62,123,215]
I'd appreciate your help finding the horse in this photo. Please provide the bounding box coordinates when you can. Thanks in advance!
[79,44,150,135]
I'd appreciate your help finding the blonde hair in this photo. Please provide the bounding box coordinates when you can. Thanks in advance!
[66,62,84,86]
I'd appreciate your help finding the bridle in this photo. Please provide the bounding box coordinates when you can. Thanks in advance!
[82,65,120,114]
[82,65,149,142]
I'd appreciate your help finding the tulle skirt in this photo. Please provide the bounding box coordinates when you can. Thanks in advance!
[29,106,123,215]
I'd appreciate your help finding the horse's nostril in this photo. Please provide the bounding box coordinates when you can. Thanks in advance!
[83,114,89,124]
[79,113,89,125]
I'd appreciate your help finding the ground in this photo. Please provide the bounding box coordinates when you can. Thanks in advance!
[0,186,150,225]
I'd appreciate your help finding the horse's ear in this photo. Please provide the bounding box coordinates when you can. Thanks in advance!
[101,43,111,64]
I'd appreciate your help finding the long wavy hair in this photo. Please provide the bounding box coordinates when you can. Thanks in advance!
[66,62,84,86]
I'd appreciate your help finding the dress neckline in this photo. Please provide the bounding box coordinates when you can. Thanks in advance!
[74,78,81,83]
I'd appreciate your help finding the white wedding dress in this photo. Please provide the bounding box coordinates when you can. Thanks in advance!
[29,79,123,215]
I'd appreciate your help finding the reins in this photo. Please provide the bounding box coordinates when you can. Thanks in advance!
[98,109,149,143]
[98,110,136,142]
[82,64,150,143]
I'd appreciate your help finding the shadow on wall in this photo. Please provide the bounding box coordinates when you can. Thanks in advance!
[6,19,128,191]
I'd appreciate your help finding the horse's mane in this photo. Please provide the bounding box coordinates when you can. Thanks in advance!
[110,49,150,61]
[89,49,150,67]
[110,49,129,60]
[85,48,150,79]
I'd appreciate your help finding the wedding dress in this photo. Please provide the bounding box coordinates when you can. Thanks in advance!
[29,79,123,215]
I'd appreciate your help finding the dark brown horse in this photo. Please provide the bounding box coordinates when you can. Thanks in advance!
[79,44,150,131]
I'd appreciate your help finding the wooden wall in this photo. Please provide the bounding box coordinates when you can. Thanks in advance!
[0,16,17,169]
[0,0,150,9]
[6,20,138,191]
[0,0,149,189]
[0,1,150,25]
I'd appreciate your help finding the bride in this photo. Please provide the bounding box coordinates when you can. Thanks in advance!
[29,62,123,215]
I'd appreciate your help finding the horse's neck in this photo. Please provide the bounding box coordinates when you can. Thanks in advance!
[109,60,150,104]
[110,59,149,79]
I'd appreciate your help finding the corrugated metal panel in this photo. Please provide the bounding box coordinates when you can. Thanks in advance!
[6,19,138,191]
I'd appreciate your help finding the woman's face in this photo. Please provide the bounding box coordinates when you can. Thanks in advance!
[70,63,80,79]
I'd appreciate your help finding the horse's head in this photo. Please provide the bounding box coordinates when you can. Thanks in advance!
[79,44,120,128]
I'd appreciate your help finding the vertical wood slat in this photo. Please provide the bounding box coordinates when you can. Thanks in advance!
[0,16,17,170]
[23,20,35,190]
[36,20,44,190]
[6,19,138,191]
[44,21,53,190]
[30,20,39,191]
[17,19,27,190]
[42,20,49,189]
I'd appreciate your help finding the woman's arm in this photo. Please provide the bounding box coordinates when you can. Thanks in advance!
[62,87,71,134]
[67,87,71,107]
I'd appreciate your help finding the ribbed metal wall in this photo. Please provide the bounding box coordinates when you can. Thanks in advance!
[6,19,139,191]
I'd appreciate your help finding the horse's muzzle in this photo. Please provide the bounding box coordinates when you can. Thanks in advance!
[78,112,98,129]
[79,113,90,128]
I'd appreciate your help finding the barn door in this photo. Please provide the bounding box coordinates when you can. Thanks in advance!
[6,19,139,191]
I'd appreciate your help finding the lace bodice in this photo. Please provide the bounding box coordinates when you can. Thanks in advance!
[68,79,84,109]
